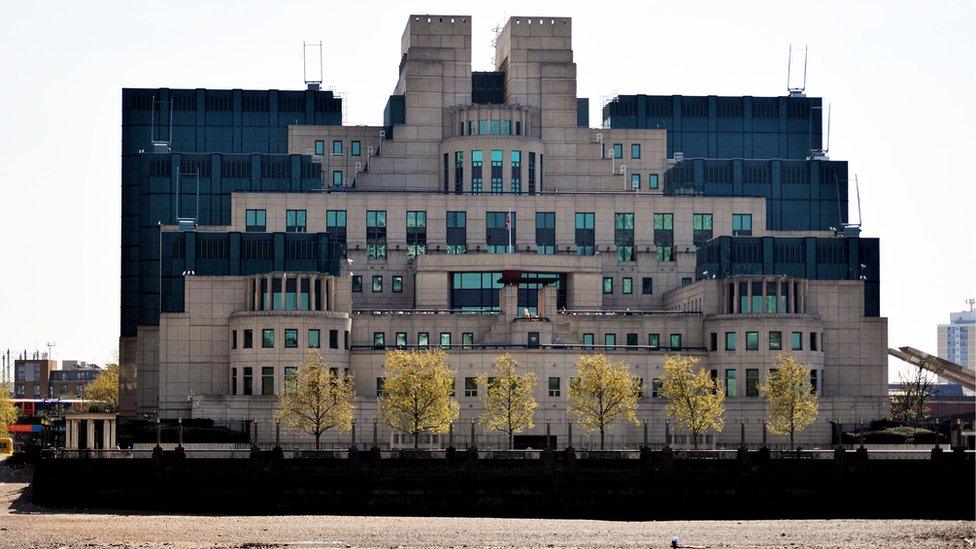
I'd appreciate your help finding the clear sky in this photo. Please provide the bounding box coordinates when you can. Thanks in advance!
[0,1,973,380]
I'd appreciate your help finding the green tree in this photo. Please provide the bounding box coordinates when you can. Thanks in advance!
[567,354,641,450]
[378,349,459,449]
[275,350,356,449]
[660,354,725,449]
[890,365,933,426]
[0,384,18,436]
[760,353,820,449]
[477,354,538,449]
[80,364,120,412]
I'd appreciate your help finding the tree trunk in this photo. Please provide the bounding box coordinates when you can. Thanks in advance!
[315,432,321,450]
[789,429,794,450]
[508,429,513,450]
[600,426,605,450]
[693,429,699,450]
[414,430,420,449]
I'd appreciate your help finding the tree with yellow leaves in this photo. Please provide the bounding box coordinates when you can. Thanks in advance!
[80,364,120,412]
[0,384,18,436]
[660,354,725,449]
[760,353,819,449]
[477,354,538,449]
[276,350,356,449]
[568,354,641,450]
[378,349,459,449]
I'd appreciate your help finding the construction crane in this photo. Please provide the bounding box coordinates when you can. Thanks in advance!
[888,346,975,391]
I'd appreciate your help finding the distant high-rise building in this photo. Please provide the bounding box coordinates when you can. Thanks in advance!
[938,307,975,384]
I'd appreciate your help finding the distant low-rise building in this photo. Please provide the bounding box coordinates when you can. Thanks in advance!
[14,359,101,399]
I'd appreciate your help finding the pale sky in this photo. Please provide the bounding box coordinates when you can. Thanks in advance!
[0,1,973,380]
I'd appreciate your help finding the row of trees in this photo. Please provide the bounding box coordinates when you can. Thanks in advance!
[277,350,820,450]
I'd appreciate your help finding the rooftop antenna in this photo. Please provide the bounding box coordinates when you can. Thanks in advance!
[787,45,808,97]
[854,174,863,227]
[46,342,55,361]
[966,298,975,312]
[490,22,503,67]
[303,41,323,91]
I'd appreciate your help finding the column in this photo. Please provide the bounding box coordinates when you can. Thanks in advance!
[265,274,272,310]
[86,419,95,449]
[329,276,336,311]
[109,419,116,449]
[786,280,793,314]
[252,277,259,311]
[279,273,287,311]
[730,281,737,314]
[102,420,111,449]
[66,419,74,449]
[310,274,318,311]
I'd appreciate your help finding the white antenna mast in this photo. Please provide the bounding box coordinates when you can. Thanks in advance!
[303,41,323,90]
[787,45,808,97]
[46,341,56,361]
[490,22,503,67]
[966,298,975,312]
[855,174,863,227]
[825,103,831,155]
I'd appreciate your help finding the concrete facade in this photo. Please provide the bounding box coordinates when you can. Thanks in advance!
[119,14,888,448]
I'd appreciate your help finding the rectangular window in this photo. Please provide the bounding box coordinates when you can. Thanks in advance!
[332,170,343,186]
[670,333,682,350]
[810,332,819,351]
[332,139,343,155]
[462,332,473,349]
[245,209,266,232]
[709,332,717,351]
[810,370,819,394]
[392,275,403,293]
[654,212,674,262]
[446,210,467,254]
[582,333,594,349]
[605,333,616,348]
[642,277,653,294]
[486,211,516,253]
[243,329,253,349]
[645,333,660,349]
[491,119,500,135]
[366,210,387,259]
[406,210,427,258]
[454,151,464,193]
[548,377,561,397]
[612,143,623,159]
[648,173,659,189]
[284,329,298,348]
[528,152,536,194]
[630,173,641,190]
[376,377,385,397]
[575,212,595,255]
[395,332,407,347]
[725,369,738,397]
[511,150,522,194]
[732,213,753,236]
[769,331,782,350]
[285,209,307,233]
[372,275,383,292]
[262,367,274,395]
[614,213,635,262]
[791,331,803,350]
[746,369,759,397]
[351,140,361,156]
[622,277,633,294]
[326,209,347,258]
[535,212,555,254]
[314,140,325,155]
[626,333,638,348]
[602,277,613,294]
[692,213,713,246]
[440,332,451,349]
[242,367,253,395]
[464,377,478,397]
[472,150,484,193]
[418,332,429,348]
[503,119,512,134]
[308,329,320,348]
[351,275,362,292]
[746,331,759,351]
[230,368,238,395]
[373,332,385,349]
[284,367,297,390]
[725,331,736,351]
[490,150,503,194]
[527,331,540,348]
[262,329,274,348]
[631,143,641,159]
[231,330,237,349]
[329,329,338,349]
[651,378,662,398]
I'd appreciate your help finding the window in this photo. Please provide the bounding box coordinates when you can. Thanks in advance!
[511,150,522,194]
[406,210,427,258]
[548,377,561,397]
[615,213,635,262]
[262,367,274,395]
[746,331,759,351]
[486,211,515,253]
[692,213,713,246]
[284,367,297,389]
[631,143,641,159]
[651,378,662,398]
[308,329,320,348]
[283,328,298,348]
[314,140,325,155]
[372,275,383,292]
[243,329,253,349]
[582,333,594,349]
[373,332,385,349]
[630,173,641,190]
[575,212,595,255]
[479,120,488,135]
[626,333,638,348]
[332,170,343,186]
[612,143,623,159]
[654,213,674,262]
[245,209,266,232]
[491,119,500,135]
[329,329,338,349]
[395,332,407,347]
[746,369,759,397]
[351,275,362,292]
[791,331,803,351]
[418,332,429,347]
[366,210,387,259]
[243,367,253,395]
[284,209,307,233]
[454,151,464,193]
[440,332,452,349]
[725,369,737,397]
[462,332,473,349]
[622,277,633,294]
[648,173,659,189]
[648,333,660,349]
[535,212,555,254]
[725,331,736,351]
[602,277,613,294]
[769,331,782,350]
[709,332,717,351]
[605,333,616,348]
[446,211,467,254]
[465,377,478,397]
[332,139,343,155]
[810,370,819,394]
[527,331,540,348]
[231,330,237,349]
[654,213,674,230]
[376,377,386,396]
[326,209,347,258]
[528,152,536,193]
[732,213,753,236]
[490,150,504,194]
[636,378,645,399]
[262,329,274,348]
[392,275,403,293]
[230,368,237,395]
[642,277,653,294]
[351,140,361,156]
[670,333,682,350]
[810,332,819,351]
[471,150,483,193]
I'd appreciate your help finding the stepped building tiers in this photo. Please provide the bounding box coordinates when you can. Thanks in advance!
[118,14,886,447]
